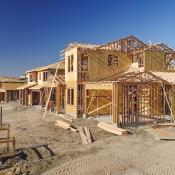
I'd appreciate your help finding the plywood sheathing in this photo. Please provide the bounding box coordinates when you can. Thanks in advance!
[86,90,112,117]
[86,49,132,81]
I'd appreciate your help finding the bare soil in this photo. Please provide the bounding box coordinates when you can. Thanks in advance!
[0,103,175,175]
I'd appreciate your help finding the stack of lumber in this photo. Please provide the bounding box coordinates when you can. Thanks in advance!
[78,126,93,144]
[97,122,128,136]
[55,120,77,132]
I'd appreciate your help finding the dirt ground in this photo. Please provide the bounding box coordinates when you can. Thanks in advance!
[1,103,175,175]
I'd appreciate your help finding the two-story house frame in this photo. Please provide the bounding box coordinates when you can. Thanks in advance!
[64,38,144,118]
[63,36,175,127]
[18,61,65,112]
[84,36,175,127]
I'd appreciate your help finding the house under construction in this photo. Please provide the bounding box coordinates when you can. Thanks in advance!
[18,35,175,127]
[62,36,175,127]
[17,61,65,111]
[0,77,25,103]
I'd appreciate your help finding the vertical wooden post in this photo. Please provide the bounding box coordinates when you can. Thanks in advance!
[21,90,23,105]
[112,83,119,125]
[57,85,61,113]
[123,85,125,124]
[163,85,165,116]
[39,90,42,107]
[0,106,2,125]
[7,124,10,152]
[97,96,99,117]
[5,91,7,103]
[83,88,87,115]
[25,89,28,106]
[110,103,112,118]
[19,90,21,104]
[172,85,175,120]
[24,90,25,105]
[13,137,16,155]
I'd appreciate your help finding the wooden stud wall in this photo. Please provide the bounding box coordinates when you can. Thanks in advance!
[112,82,173,127]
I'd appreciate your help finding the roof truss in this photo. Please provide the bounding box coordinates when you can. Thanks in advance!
[98,35,147,52]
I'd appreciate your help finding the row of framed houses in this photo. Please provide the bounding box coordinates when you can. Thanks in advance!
[1,35,175,127]
[0,77,25,103]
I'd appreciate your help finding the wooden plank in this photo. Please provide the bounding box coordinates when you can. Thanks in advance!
[55,122,77,132]
[84,126,93,143]
[0,138,15,144]
[55,122,69,129]
[69,127,78,132]
[57,113,73,122]
[78,127,89,144]
[77,126,93,144]
[56,120,71,127]
[97,122,128,135]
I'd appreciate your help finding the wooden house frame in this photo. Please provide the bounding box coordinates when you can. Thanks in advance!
[84,71,175,127]
[62,35,175,127]
[64,43,134,118]
[16,35,175,127]
[0,77,25,103]
[18,61,65,112]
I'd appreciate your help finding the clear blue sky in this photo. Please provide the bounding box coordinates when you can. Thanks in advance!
[0,0,175,76]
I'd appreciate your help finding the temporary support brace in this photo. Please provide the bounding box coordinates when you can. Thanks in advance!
[87,90,95,113]
[43,63,60,119]
[87,102,112,115]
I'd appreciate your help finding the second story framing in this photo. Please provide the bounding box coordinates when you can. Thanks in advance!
[25,61,65,85]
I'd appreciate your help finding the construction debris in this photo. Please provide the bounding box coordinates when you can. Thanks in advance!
[97,122,128,136]
[78,126,93,144]
[55,120,77,132]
